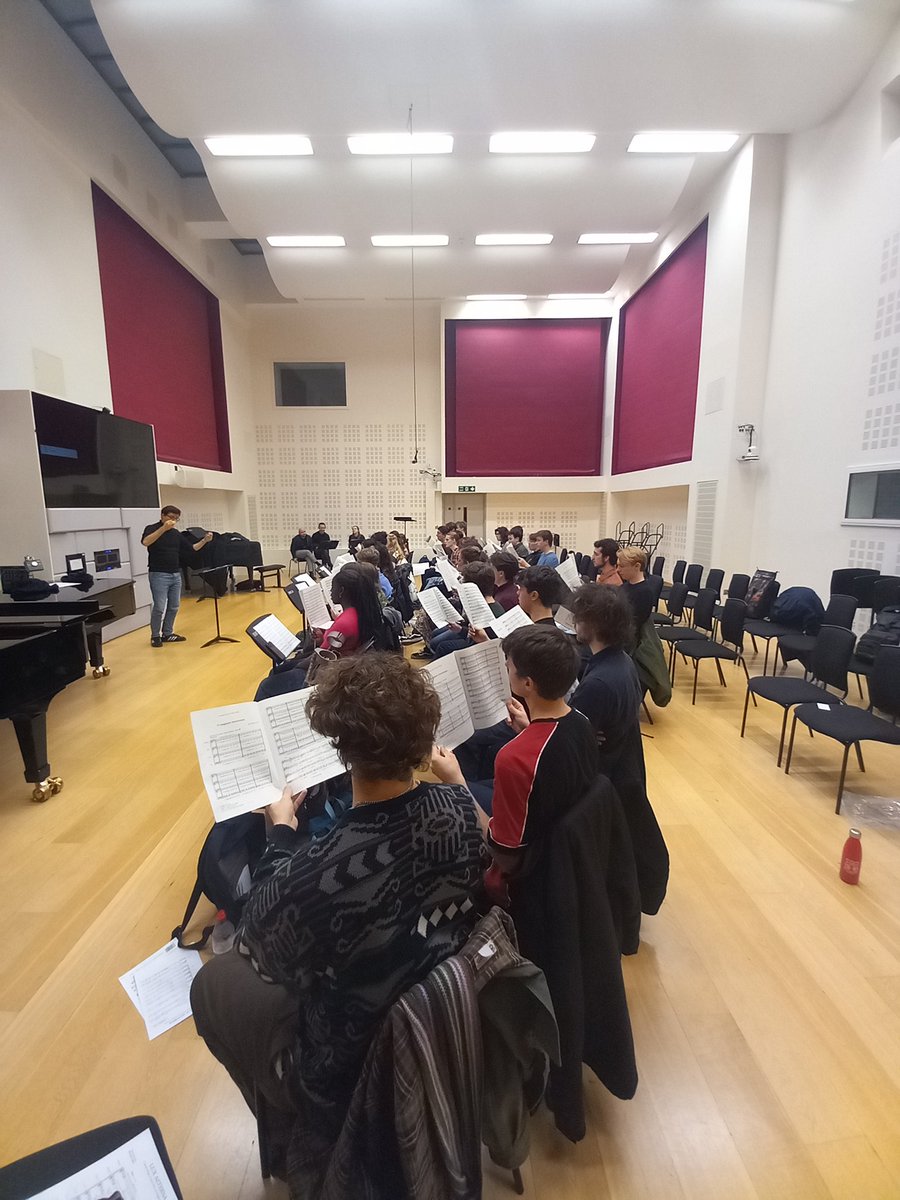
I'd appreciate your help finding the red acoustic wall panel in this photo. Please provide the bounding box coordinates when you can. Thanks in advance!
[612,220,708,475]
[445,318,607,476]
[91,184,231,472]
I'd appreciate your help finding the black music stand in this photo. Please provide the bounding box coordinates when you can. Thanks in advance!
[392,516,414,539]
[198,567,238,647]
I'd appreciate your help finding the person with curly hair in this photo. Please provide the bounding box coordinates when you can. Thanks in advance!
[192,653,485,1168]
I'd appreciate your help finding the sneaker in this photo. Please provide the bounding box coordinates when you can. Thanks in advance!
[151,636,163,648]
[399,632,423,644]
[162,633,187,643]
[411,648,434,660]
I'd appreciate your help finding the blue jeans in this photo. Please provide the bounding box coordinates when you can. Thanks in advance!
[149,571,182,637]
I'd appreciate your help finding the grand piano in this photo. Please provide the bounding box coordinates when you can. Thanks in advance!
[0,577,135,677]
[0,578,135,800]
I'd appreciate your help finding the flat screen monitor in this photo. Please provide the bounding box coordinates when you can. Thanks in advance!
[32,393,160,509]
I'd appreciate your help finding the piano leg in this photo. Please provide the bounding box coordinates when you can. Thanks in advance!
[11,712,64,801]
[86,622,110,678]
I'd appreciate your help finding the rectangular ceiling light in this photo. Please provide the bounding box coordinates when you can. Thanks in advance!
[466,294,528,301]
[489,131,596,154]
[548,293,611,300]
[204,134,313,156]
[475,233,553,246]
[578,232,658,244]
[348,133,453,155]
[266,235,346,247]
[628,131,739,153]
[371,234,450,247]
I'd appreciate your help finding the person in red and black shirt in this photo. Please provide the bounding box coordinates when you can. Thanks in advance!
[432,624,600,883]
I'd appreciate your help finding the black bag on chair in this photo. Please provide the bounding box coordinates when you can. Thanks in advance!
[172,813,267,949]
[855,606,900,663]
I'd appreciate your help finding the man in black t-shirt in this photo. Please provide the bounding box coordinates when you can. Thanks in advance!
[310,522,333,570]
[141,505,212,647]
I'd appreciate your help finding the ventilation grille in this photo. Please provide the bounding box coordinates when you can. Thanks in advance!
[848,538,885,570]
[861,402,900,451]
[693,480,718,566]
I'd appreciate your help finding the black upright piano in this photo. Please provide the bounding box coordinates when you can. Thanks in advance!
[0,578,135,800]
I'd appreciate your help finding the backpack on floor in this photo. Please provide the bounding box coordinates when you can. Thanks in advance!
[172,812,267,949]
[855,606,900,664]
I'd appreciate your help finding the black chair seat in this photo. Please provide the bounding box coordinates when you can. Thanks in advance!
[778,632,816,658]
[748,676,833,705]
[652,612,674,625]
[677,640,738,661]
[659,626,706,644]
[745,618,793,640]
[793,702,900,746]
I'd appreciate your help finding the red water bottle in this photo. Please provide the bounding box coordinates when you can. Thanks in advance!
[840,828,862,885]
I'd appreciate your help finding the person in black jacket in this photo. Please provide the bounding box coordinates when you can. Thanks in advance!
[290,528,319,579]
[310,522,333,570]
[570,584,669,915]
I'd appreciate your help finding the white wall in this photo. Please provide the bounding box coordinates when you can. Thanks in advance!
[751,26,900,596]
[0,0,257,508]
[246,303,443,562]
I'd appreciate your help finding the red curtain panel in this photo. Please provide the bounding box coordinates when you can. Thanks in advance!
[612,220,708,475]
[92,184,231,472]
[445,318,607,476]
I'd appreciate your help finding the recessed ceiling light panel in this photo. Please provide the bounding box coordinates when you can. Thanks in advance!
[475,233,553,246]
[466,294,528,301]
[578,232,658,244]
[204,134,313,156]
[489,131,596,154]
[547,293,611,300]
[266,235,346,247]
[348,133,453,155]
[628,131,739,153]
[371,234,450,247]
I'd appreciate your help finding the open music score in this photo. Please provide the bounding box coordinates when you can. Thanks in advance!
[424,639,511,749]
[191,693,344,822]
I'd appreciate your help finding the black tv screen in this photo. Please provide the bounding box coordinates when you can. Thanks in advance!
[32,393,160,509]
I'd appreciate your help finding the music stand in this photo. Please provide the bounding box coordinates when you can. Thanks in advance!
[392,516,414,540]
[198,567,238,647]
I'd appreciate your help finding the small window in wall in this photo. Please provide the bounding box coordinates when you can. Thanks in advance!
[274,362,347,407]
[846,469,900,520]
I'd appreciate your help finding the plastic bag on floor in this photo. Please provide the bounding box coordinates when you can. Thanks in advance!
[841,792,900,828]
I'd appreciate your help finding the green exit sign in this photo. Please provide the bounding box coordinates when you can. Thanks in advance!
[458,485,476,492]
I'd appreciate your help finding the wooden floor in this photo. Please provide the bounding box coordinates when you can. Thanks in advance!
[2,587,900,1199]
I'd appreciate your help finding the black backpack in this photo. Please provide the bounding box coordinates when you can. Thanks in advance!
[855,606,900,664]
[172,812,267,949]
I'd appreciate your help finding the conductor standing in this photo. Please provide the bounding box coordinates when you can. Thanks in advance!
[142,505,213,647]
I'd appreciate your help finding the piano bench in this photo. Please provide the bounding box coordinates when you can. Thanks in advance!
[253,564,286,592]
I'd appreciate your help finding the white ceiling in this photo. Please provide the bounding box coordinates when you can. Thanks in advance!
[93,0,900,304]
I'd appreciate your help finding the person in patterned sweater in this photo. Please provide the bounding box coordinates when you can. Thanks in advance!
[191,653,486,1162]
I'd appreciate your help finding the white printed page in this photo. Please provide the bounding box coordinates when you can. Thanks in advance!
[333,552,355,568]
[556,556,581,590]
[555,605,576,632]
[260,688,345,789]
[119,939,203,1041]
[436,558,461,592]
[191,704,282,822]
[419,586,460,629]
[253,613,300,660]
[25,1126,179,1200]
[412,562,430,577]
[300,582,333,629]
[454,639,511,729]
[423,655,476,749]
[458,582,496,628]
[489,605,533,639]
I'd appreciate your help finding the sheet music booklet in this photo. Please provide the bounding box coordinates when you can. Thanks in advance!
[556,555,581,590]
[418,586,462,629]
[191,691,344,822]
[423,639,512,749]
[251,613,302,662]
